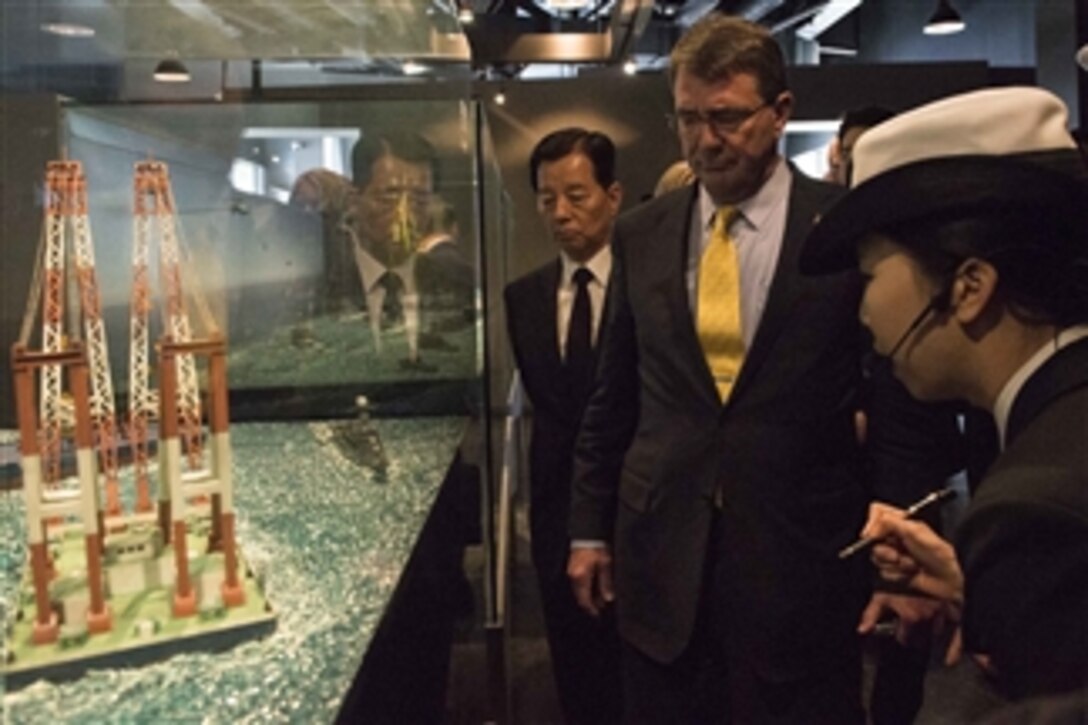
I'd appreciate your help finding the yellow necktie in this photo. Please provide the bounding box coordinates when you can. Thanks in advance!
[697,206,745,402]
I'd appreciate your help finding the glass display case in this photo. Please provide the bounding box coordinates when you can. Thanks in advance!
[51,98,484,418]
[0,3,508,721]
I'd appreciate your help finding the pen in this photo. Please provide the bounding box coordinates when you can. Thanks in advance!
[837,486,958,560]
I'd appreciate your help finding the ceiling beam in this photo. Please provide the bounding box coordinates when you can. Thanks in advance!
[608,0,655,60]
[795,0,862,41]
[464,0,653,65]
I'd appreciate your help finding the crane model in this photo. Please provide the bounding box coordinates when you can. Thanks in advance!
[128,158,245,617]
[12,159,118,642]
[5,158,267,683]
[128,160,206,513]
[31,160,124,513]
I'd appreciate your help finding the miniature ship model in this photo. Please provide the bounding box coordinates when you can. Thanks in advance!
[4,159,273,687]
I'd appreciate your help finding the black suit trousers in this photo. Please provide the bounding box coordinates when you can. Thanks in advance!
[620,506,865,725]
[536,559,623,725]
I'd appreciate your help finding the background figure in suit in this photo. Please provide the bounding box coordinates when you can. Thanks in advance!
[505,128,624,723]
[806,87,1088,704]
[830,103,946,725]
[289,167,357,316]
[834,105,895,186]
[652,159,695,198]
[567,15,955,723]
[342,130,473,364]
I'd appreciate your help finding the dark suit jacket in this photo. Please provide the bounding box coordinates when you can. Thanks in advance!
[415,241,476,307]
[570,171,943,679]
[505,260,604,574]
[957,337,1088,700]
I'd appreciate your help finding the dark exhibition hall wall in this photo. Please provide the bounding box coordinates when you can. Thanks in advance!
[847,0,1036,67]
[828,0,1086,129]
[479,72,676,281]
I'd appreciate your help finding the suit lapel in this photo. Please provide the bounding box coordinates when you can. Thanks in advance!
[593,268,612,370]
[535,260,563,379]
[661,187,720,401]
[730,173,826,403]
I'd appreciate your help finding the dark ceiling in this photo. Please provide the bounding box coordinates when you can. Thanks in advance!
[462,0,847,67]
[0,0,857,99]
[0,0,1063,106]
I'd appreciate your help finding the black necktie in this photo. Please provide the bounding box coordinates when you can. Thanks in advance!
[379,271,404,328]
[566,267,594,396]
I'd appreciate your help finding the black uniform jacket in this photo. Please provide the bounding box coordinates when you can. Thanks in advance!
[505,260,606,574]
[957,337,1088,700]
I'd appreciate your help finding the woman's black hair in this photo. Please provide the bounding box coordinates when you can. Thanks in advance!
[887,205,1088,328]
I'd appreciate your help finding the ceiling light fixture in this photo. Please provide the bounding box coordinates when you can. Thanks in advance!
[924,0,965,36]
[457,6,474,24]
[402,60,428,76]
[494,90,506,106]
[622,59,637,76]
[542,0,593,8]
[40,22,95,38]
[153,59,192,83]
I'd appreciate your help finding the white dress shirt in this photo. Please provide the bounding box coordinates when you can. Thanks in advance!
[558,246,612,359]
[548,246,612,552]
[352,242,420,358]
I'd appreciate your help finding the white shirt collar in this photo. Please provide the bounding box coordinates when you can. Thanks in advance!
[992,324,1088,448]
[560,244,612,289]
[698,157,790,233]
[354,243,417,295]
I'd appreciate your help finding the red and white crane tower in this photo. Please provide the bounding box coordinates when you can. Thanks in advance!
[13,159,117,643]
[130,160,244,616]
[34,160,123,510]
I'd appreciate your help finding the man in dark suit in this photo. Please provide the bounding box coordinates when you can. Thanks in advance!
[341,130,473,365]
[504,128,624,723]
[829,103,954,725]
[810,87,1088,704]
[567,15,955,723]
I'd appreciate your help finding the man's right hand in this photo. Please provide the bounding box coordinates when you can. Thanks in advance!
[568,546,615,617]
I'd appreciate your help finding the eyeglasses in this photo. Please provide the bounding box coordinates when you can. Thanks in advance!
[667,103,770,136]
[366,186,432,207]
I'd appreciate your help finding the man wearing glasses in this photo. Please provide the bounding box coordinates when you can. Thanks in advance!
[341,130,473,365]
[567,14,953,723]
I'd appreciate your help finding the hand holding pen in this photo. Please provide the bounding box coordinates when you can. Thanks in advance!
[838,486,958,559]
[849,488,966,666]
[845,487,966,607]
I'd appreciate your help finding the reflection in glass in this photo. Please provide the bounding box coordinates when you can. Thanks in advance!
[62,101,479,417]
